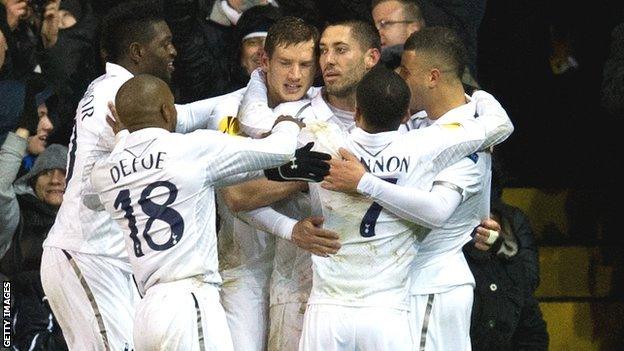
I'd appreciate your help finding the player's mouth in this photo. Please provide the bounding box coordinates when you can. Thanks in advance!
[167,61,175,72]
[323,71,341,82]
[284,83,301,94]
[46,189,65,196]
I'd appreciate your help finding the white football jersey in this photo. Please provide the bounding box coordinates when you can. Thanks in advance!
[263,93,356,306]
[210,88,278,281]
[238,88,434,307]
[301,109,489,310]
[406,99,494,295]
[45,63,133,261]
[45,63,237,260]
[90,122,300,295]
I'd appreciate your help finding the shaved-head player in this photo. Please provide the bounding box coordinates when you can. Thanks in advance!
[91,74,304,350]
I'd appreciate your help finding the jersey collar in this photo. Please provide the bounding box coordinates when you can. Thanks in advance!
[105,62,134,81]
[433,94,476,125]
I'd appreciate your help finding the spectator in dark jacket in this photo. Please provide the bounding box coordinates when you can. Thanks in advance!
[464,158,548,350]
[0,121,68,350]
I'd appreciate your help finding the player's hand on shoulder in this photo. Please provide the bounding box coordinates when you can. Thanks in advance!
[272,115,305,130]
[265,142,331,182]
[292,216,341,257]
[107,101,126,135]
[321,148,366,194]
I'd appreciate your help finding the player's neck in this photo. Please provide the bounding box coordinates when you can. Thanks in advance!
[426,85,467,120]
[324,88,356,112]
[116,58,140,76]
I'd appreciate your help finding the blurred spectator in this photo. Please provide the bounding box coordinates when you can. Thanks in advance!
[227,4,281,91]
[0,115,68,349]
[165,0,273,102]
[601,21,624,118]
[0,23,6,70]
[464,157,548,350]
[372,0,423,49]
[373,0,479,89]
[1,0,98,146]
[415,0,486,82]
[372,0,424,69]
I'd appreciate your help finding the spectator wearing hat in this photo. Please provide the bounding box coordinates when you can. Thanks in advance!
[164,0,279,102]
[227,4,282,92]
[0,127,68,349]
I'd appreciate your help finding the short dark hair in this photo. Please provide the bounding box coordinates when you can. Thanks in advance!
[371,0,425,27]
[356,65,410,132]
[264,16,319,58]
[326,20,381,52]
[403,26,467,80]
[101,1,164,63]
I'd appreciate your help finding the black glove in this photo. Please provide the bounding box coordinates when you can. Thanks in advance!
[265,142,331,182]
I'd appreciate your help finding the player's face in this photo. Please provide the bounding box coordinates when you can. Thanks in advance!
[263,40,316,105]
[320,25,370,98]
[142,21,177,83]
[34,168,66,207]
[398,50,429,112]
[372,1,418,48]
[240,36,266,75]
[28,108,54,155]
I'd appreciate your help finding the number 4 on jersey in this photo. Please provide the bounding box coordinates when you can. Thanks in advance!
[114,181,185,257]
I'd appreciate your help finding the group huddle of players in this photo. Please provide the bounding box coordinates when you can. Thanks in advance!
[38,3,513,350]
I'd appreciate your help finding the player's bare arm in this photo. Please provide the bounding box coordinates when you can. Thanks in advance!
[220,179,308,213]
[291,216,341,257]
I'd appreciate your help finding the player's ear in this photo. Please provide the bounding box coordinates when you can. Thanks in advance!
[128,42,143,64]
[261,51,270,72]
[400,109,410,124]
[161,103,175,131]
[365,48,381,69]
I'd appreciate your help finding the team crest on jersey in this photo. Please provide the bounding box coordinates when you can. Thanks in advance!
[218,116,240,135]
[440,122,462,129]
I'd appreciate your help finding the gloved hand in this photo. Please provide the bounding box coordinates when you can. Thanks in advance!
[265,142,331,182]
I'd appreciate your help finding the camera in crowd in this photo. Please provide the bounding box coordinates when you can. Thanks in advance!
[29,0,52,18]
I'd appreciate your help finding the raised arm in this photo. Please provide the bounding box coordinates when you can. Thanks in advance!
[472,90,514,150]
[174,88,245,133]
[237,69,276,138]
[322,148,463,228]
[203,116,302,186]
[0,131,29,255]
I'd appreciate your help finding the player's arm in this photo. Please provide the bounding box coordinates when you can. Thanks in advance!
[219,178,307,213]
[237,69,275,138]
[202,116,303,186]
[174,88,245,133]
[236,70,315,138]
[236,206,341,257]
[0,131,29,254]
[471,90,514,149]
[322,148,464,229]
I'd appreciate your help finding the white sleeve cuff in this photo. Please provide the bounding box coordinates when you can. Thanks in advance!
[357,172,381,197]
